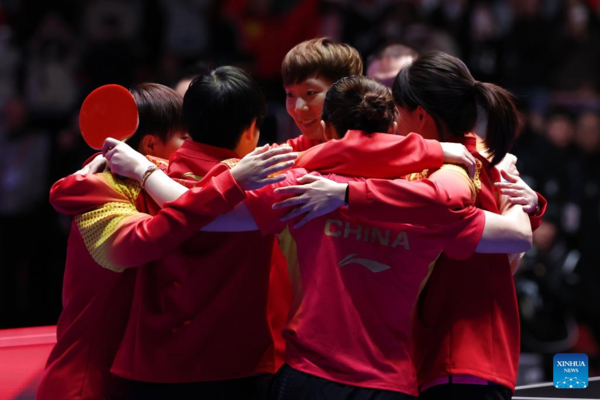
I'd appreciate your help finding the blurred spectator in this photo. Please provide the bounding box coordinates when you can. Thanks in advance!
[575,111,600,153]
[0,25,20,105]
[516,208,581,378]
[402,9,461,57]
[155,0,217,84]
[366,43,417,87]
[223,0,320,83]
[160,0,213,59]
[551,0,600,92]
[0,97,54,328]
[0,98,50,215]
[571,112,600,353]
[24,11,78,117]
[504,0,551,91]
[49,111,90,184]
[82,1,139,89]
[538,110,580,205]
[419,0,470,53]
[517,211,580,353]
[84,0,141,42]
[511,104,547,176]
[339,0,397,55]
[319,1,344,41]
[466,2,505,82]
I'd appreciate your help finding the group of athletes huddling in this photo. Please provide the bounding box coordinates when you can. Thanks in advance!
[39,38,546,400]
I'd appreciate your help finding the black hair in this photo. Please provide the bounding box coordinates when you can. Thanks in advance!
[127,83,185,152]
[322,75,397,136]
[175,61,211,84]
[183,66,266,150]
[393,51,520,166]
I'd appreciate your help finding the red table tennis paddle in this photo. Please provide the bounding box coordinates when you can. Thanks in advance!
[79,84,139,150]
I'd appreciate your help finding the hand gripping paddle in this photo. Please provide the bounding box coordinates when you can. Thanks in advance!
[79,84,139,150]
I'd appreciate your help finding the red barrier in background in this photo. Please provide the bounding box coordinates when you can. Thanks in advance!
[0,326,56,400]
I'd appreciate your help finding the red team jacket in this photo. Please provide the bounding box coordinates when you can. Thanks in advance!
[37,136,321,398]
[243,131,487,396]
[109,140,287,382]
[39,131,450,397]
[411,137,547,392]
[313,133,547,392]
[39,165,247,399]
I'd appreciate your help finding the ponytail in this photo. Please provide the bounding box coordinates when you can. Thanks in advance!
[474,82,520,166]
[393,51,521,166]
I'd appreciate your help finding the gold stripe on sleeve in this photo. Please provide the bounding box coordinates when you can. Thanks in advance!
[74,202,139,273]
[439,161,482,204]
[74,174,142,272]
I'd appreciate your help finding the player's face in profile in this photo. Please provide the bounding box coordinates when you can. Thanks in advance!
[396,106,438,140]
[285,76,334,141]
[396,106,419,137]
[152,131,191,159]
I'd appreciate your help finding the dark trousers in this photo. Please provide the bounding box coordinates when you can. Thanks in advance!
[420,383,512,400]
[119,374,270,400]
[270,364,418,400]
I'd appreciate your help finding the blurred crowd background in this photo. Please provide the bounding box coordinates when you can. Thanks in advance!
[0,0,599,384]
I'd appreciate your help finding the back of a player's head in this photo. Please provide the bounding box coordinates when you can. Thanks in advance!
[322,75,397,136]
[393,51,519,166]
[127,83,185,151]
[183,66,266,150]
[281,38,363,86]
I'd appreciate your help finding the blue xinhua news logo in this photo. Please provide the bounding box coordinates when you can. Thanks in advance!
[554,353,588,389]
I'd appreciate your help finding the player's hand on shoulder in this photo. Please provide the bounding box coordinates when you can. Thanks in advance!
[230,144,298,191]
[273,174,347,228]
[74,154,108,175]
[439,142,476,178]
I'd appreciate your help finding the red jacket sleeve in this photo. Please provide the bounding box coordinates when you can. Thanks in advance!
[105,170,246,268]
[529,192,547,231]
[244,169,308,235]
[294,132,444,178]
[348,167,475,225]
[281,135,322,152]
[50,173,128,215]
[50,169,246,270]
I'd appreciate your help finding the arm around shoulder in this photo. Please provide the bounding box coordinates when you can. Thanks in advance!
[348,166,475,225]
[476,204,532,254]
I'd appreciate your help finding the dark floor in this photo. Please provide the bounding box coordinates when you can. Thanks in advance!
[514,377,600,399]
